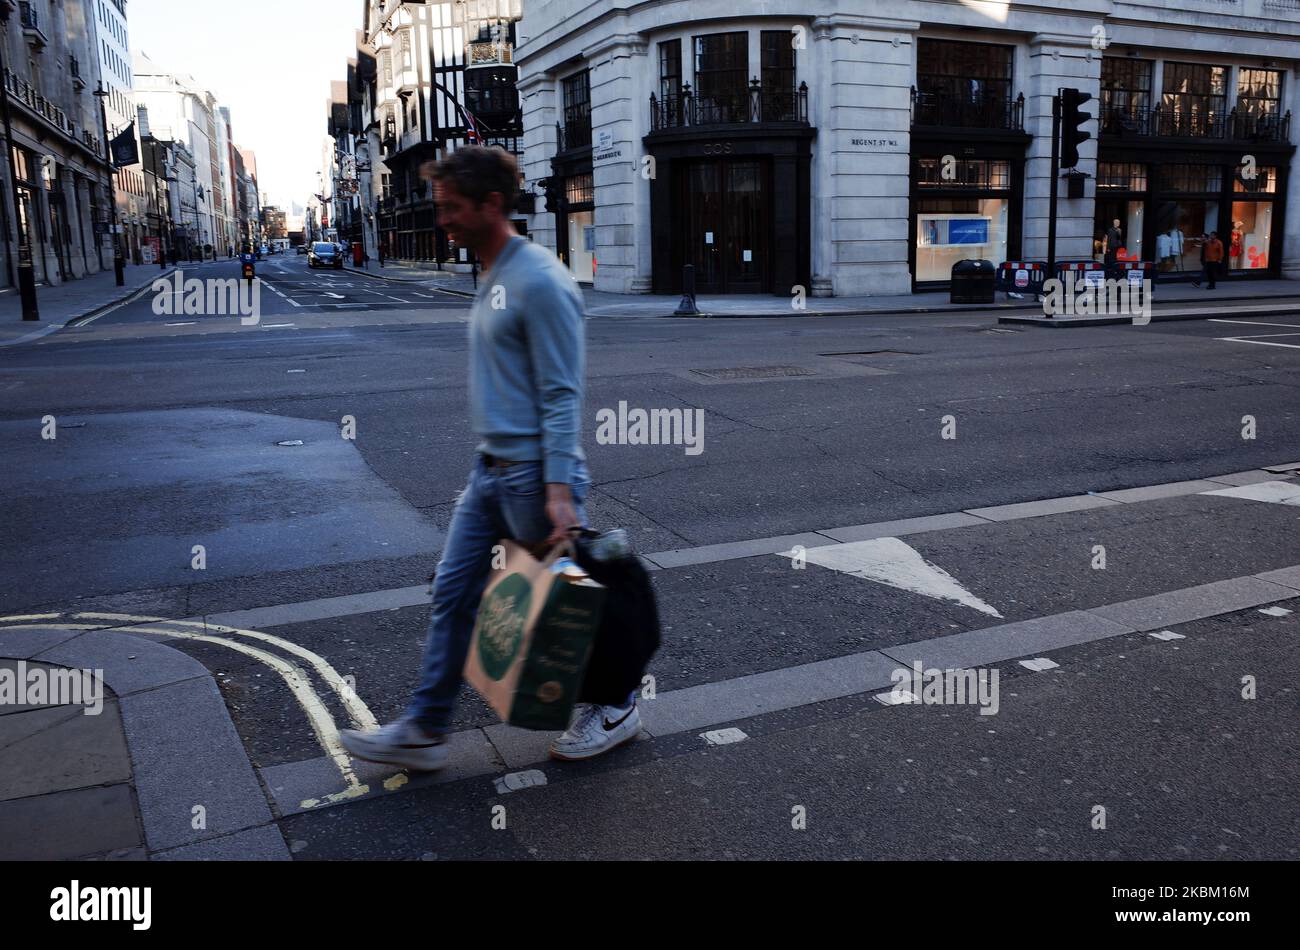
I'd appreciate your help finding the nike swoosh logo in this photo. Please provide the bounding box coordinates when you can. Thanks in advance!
[603,707,636,731]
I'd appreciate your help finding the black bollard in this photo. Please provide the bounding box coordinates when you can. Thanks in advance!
[673,264,700,316]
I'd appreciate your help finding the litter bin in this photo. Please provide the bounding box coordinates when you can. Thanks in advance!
[951,259,995,304]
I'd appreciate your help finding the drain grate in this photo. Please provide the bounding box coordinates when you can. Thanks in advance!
[690,365,818,380]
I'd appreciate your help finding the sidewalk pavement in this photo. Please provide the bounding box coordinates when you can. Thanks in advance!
[0,624,289,860]
[0,659,144,860]
[0,259,234,346]
[584,276,1300,319]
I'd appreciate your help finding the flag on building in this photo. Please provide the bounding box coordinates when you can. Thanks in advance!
[463,107,482,145]
[109,124,139,168]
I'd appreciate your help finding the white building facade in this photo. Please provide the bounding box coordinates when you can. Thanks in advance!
[517,0,1300,296]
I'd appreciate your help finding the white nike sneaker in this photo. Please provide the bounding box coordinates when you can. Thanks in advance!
[549,701,642,761]
[339,719,449,772]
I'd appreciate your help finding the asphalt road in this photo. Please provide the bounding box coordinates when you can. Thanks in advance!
[2,262,1298,859]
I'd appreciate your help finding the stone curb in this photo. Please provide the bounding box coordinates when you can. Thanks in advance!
[0,626,288,860]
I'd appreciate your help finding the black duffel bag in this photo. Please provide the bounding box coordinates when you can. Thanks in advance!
[571,530,661,706]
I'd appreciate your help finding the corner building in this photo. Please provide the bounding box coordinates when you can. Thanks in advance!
[516,0,1300,296]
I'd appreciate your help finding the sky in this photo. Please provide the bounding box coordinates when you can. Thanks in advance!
[129,0,364,212]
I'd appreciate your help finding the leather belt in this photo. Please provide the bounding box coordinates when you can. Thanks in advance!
[481,453,518,469]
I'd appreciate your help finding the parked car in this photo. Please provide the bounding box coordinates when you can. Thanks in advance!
[308,241,343,269]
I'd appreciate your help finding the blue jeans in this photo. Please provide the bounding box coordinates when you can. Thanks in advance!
[405,455,590,731]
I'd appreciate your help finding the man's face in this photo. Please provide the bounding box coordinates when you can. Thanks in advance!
[1113,219,1121,229]
[432,178,498,252]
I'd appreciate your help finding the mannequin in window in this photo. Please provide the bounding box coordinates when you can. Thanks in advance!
[1230,220,1245,268]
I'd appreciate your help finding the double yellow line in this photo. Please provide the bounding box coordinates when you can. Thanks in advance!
[0,612,379,808]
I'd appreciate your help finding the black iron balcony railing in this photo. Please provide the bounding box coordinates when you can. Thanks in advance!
[649,79,809,131]
[3,68,75,139]
[556,116,592,152]
[1100,103,1291,143]
[910,87,1024,131]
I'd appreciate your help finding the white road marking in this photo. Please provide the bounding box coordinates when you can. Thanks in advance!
[494,770,547,793]
[1018,657,1059,672]
[874,689,919,706]
[261,323,296,329]
[1209,319,1300,328]
[781,537,1003,617]
[1202,480,1300,506]
[322,292,345,299]
[164,322,197,327]
[1148,630,1186,641]
[1215,336,1300,350]
[701,727,748,745]
[1258,606,1293,617]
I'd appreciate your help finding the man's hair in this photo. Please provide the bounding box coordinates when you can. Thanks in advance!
[427,146,519,211]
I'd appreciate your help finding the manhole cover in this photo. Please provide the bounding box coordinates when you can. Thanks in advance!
[690,365,817,380]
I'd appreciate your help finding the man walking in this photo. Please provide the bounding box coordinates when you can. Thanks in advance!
[339,146,641,771]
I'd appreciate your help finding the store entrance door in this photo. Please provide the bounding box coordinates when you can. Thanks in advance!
[682,159,767,293]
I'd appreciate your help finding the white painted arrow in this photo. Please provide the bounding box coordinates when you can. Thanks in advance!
[779,537,1003,618]
[322,292,345,299]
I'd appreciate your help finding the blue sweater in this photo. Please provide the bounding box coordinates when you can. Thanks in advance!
[469,236,586,484]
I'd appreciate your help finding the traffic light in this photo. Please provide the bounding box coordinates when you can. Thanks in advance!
[1060,88,1093,170]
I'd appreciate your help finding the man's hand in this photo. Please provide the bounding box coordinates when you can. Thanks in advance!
[545,482,580,546]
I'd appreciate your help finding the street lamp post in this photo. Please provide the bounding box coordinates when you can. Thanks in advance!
[92,82,126,287]
[1,8,40,318]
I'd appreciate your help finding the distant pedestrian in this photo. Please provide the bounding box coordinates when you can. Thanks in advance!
[1202,231,1224,289]
[1104,218,1122,265]
[339,146,637,771]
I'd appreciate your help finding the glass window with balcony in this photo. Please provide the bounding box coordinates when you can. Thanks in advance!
[760,31,797,122]
[561,69,591,151]
[1161,63,1226,137]
[693,32,748,125]
[657,40,684,128]
[1100,58,1152,135]
[1235,68,1283,139]
[914,39,1015,130]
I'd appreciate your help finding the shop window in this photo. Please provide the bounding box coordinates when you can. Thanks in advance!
[1228,201,1273,270]
[1094,200,1146,263]
[1096,162,1148,191]
[915,39,1014,129]
[1100,58,1152,133]
[1161,63,1226,137]
[915,197,1009,282]
[1153,201,1217,273]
